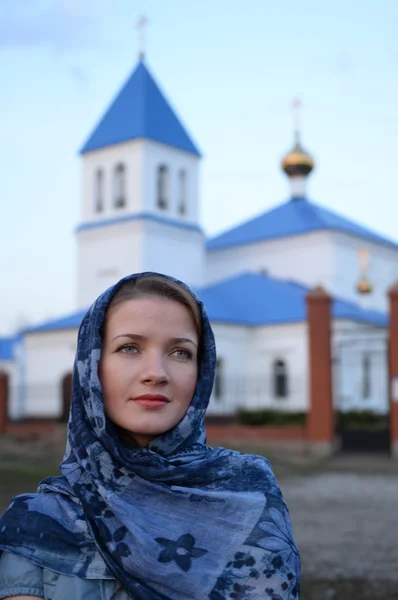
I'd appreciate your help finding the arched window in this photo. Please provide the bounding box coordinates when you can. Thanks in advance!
[362,353,371,399]
[214,357,224,400]
[273,359,288,399]
[94,168,104,213]
[178,169,187,215]
[157,165,169,210]
[114,163,126,208]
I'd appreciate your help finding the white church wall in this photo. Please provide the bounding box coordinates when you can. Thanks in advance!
[78,139,203,307]
[331,232,398,312]
[207,324,250,415]
[142,219,205,288]
[332,319,388,414]
[141,140,200,222]
[207,322,308,416]
[77,219,205,308]
[80,140,200,224]
[247,323,308,412]
[77,221,143,308]
[24,330,78,417]
[206,231,334,290]
[81,141,143,221]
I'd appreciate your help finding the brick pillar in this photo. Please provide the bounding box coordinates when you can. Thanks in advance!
[306,286,335,457]
[0,372,8,434]
[388,283,398,459]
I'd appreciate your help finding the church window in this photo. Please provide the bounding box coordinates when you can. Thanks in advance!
[273,359,288,399]
[157,165,169,210]
[214,358,224,400]
[362,353,371,399]
[114,163,126,209]
[178,169,187,215]
[94,168,104,213]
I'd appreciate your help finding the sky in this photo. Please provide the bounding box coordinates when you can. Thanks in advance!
[0,0,397,334]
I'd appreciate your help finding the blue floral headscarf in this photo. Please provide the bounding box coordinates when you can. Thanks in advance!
[0,272,300,599]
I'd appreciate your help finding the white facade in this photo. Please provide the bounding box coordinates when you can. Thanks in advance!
[332,320,388,414]
[331,232,398,311]
[207,229,398,313]
[77,139,204,307]
[206,230,334,290]
[77,219,205,308]
[81,140,200,222]
[23,330,77,417]
[207,322,309,416]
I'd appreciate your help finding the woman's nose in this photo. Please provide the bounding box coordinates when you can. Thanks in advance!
[140,353,169,385]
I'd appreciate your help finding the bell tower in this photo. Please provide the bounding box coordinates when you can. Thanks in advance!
[76,58,204,308]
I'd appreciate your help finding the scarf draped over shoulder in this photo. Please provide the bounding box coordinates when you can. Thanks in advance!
[0,272,300,599]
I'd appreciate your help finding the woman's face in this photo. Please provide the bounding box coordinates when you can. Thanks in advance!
[99,296,199,447]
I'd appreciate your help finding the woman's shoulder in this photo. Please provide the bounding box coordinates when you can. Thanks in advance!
[0,552,128,600]
[0,552,44,599]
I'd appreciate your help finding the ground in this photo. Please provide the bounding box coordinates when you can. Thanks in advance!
[281,458,398,599]
[0,430,397,599]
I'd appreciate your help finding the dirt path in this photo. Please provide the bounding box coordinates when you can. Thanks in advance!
[280,456,398,599]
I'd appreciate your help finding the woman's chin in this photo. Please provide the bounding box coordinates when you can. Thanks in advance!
[117,413,183,436]
[115,421,173,443]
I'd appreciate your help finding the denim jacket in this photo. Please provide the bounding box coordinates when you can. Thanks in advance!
[0,552,131,600]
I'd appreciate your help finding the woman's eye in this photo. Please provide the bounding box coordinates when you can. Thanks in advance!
[173,348,192,360]
[120,344,138,354]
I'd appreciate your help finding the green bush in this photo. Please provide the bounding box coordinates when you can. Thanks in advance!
[236,408,307,426]
[336,410,388,430]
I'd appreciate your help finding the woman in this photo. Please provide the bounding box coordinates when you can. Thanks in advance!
[0,272,300,599]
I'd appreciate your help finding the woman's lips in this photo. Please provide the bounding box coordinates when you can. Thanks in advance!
[132,394,170,409]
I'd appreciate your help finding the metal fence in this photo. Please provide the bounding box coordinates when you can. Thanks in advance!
[333,337,389,414]
[208,374,307,415]
[6,374,308,420]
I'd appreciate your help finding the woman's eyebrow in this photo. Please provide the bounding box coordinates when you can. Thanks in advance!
[111,333,147,342]
[170,337,198,348]
[111,334,197,347]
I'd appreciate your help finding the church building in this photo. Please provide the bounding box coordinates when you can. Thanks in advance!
[0,57,395,421]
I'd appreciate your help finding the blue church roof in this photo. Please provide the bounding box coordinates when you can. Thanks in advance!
[207,197,398,251]
[196,272,387,327]
[24,310,86,334]
[24,272,386,334]
[80,60,200,156]
[0,337,18,361]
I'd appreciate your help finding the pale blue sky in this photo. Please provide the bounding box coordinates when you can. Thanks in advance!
[1,0,397,333]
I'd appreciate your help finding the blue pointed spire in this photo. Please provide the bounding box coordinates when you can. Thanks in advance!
[80,60,200,156]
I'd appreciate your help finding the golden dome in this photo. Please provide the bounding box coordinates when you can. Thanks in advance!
[282,136,315,178]
[356,276,373,295]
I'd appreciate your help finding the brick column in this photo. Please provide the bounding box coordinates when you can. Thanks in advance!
[306,286,335,457]
[388,283,398,459]
[0,372,8,434]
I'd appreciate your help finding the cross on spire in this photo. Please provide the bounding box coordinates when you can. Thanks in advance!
[292,98,302,143]
[136,15,149,60]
